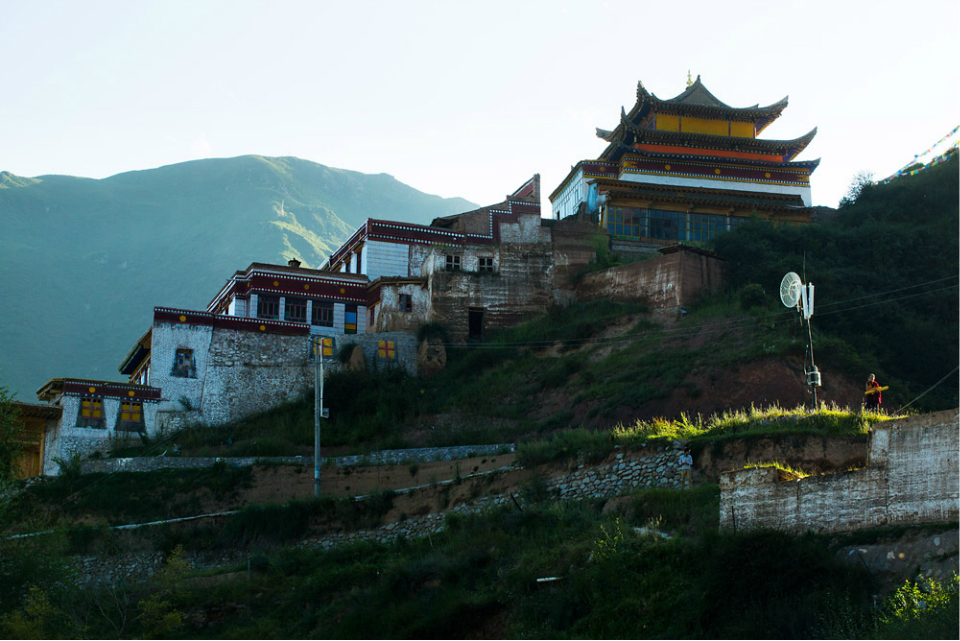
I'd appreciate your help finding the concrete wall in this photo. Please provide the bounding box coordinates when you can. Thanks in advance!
[719,410,960,533]
[575,246,723,308]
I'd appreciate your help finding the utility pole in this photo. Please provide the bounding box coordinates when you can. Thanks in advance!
[806,320,819,408]
[800,281,820,409]
[313,336,330,498]
[780,272,822,410]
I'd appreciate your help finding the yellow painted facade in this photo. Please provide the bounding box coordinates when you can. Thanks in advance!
[730,121,755,138]
[654,115,756,139]
[681,116,728,136]
[656,114,681,132]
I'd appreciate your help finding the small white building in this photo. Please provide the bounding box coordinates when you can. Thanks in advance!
[35,378,162,474]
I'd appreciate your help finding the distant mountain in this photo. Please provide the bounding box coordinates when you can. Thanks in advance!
[0,156,476,398]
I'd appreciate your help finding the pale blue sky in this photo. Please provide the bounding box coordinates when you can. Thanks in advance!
[1,0,957,209]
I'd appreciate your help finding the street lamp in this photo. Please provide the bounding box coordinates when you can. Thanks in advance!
[312,336,333,497]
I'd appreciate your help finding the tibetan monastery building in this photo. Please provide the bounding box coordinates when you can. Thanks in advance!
[550,76,819,252]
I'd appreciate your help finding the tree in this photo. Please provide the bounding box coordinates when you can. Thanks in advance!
[839,170,875,208]
[0,386,23,481]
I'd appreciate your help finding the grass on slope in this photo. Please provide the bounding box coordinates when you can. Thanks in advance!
[3,483,956,639]
[105,294,900,460]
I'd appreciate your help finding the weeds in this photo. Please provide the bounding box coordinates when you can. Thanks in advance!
[518,404,892,467]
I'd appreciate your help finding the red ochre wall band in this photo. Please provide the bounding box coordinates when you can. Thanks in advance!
[621,158,809,184]
[154,308,312,336]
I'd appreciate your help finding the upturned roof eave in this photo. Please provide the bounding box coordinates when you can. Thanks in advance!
[596,179,810,211]
[605,144,822,172]
[614,123,818,155]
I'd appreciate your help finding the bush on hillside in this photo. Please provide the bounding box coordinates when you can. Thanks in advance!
[711,156,959,410]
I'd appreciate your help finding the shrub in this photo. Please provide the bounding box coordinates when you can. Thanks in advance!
[738,283,766,310]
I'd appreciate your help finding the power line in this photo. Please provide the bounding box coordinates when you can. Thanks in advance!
[897,366,960,414]
[444,276,959,350]
[21,275,956,517]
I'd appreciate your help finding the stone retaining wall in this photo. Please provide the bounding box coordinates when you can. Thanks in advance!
[80,444,515,474]
[546,443,683,499]
[72,550,245,587]
[300,443,687,551]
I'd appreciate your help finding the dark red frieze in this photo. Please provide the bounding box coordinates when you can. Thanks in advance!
[246,274,367,302]
[61,379,162,402]
[620,158,810,185]
[154,308,311,336]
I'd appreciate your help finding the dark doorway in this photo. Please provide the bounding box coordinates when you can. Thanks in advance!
[468,307,485,340]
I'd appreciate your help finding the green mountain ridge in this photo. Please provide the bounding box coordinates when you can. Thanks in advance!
[0,155,476,398]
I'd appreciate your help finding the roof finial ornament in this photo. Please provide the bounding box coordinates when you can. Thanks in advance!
[686,70,693,87]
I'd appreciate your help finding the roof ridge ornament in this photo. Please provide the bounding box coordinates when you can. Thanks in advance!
[686,70,693,87]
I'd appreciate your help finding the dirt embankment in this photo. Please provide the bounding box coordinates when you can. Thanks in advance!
[243,453,516,505]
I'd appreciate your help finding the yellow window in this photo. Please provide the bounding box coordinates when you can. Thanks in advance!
[121,402,143,422]
[81,398,102,419]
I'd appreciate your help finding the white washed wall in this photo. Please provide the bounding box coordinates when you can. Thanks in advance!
[364,240,411,279]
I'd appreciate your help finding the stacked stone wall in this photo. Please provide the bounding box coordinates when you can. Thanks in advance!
[147,323,418,434]
[546,444,684,498]
[200,329,313,425]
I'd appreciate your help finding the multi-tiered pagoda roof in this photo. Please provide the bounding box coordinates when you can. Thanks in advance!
[595,76,819,172]
[549,76,820,249]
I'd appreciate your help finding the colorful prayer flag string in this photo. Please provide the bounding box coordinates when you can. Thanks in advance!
[879,126,958,184]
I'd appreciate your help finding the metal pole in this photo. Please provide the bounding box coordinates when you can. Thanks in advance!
[807,320,818,408]
[314,338,320,498]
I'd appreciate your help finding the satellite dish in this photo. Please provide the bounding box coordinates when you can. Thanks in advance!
[780,272,802,308]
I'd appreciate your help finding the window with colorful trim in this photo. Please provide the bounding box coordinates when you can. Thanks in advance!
[77,396,105,428]
[377,339,396,361]
[344,304,358,334]
[445,255,461,271]
[311,301,334,327]
[117,401,145,432]
[398,294,413,312]
[606,207,642,237]
[172,348,196,378]
[646,209,683,241]
[257,295,280,320]
[309,336,336,362]
[285,297,307,323]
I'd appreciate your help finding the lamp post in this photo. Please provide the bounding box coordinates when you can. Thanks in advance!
[312,336,331,498]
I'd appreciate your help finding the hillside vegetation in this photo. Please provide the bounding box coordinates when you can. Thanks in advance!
[0,157,474,397]
[0,158,956,639]
[713,154,959,410]
[94,155,959,461]
[2,469,956,638]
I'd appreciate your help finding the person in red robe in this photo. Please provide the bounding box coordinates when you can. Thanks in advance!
[865,373,882,410]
